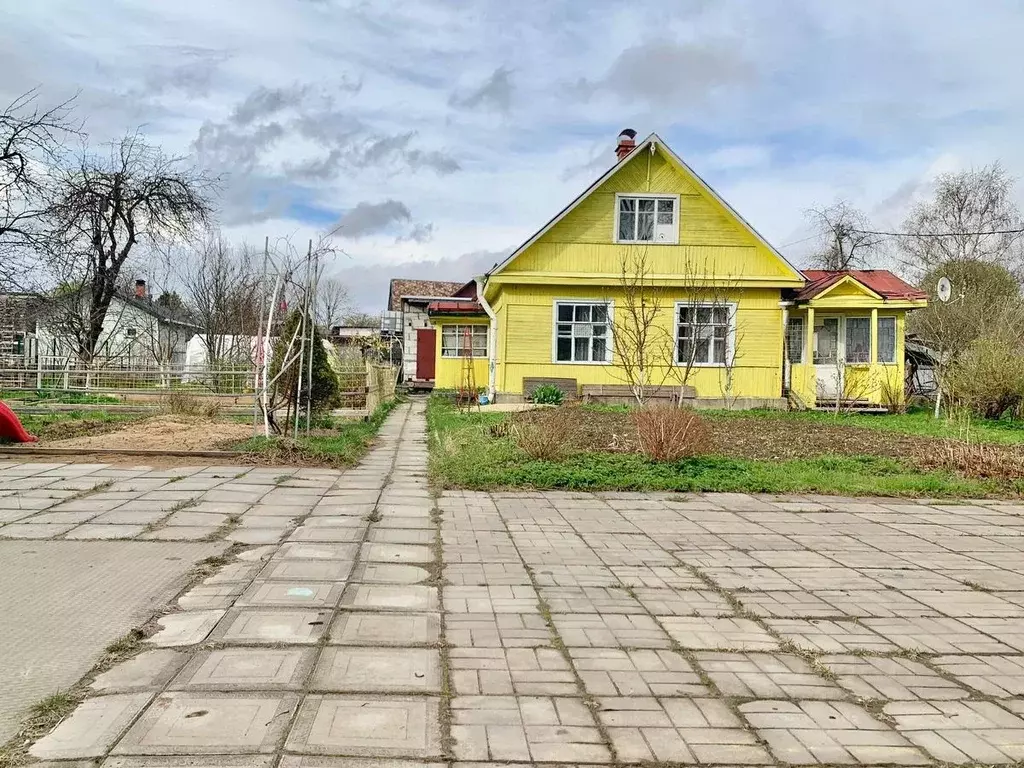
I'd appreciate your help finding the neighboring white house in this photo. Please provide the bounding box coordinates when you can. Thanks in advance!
[184,334,260,375]
[34,281,198,369]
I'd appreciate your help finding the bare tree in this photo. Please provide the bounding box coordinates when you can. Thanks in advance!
[0,90,76,289]
[665,255,740,404]
[315,276,350,330]
[804,200,880,271]
[180,232,262,373]
[899,163,1024,280]
[44,133,215,365]
[610,247,673,405]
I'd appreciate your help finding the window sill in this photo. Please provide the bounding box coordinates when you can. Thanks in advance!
[613,239,679,246]
[552,360,613,366]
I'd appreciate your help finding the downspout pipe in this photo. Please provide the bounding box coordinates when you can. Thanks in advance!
[476,276,498,403]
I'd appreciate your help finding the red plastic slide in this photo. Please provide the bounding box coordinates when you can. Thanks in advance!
[0,400,37,443]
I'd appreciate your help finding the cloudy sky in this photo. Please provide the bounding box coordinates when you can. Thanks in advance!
[5,1,1024,310]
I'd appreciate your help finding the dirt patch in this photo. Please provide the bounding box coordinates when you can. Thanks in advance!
[505,407,1024,468]
[43,415,254,452]
[34,416,139,442]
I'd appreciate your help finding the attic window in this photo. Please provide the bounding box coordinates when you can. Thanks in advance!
[616,195,678,244]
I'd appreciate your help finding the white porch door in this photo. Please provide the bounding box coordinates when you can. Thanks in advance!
[814,316,843,399]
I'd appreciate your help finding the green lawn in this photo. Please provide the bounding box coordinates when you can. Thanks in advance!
[1,389,120,405]
[427,398,1022,498]
[705,406,1024,446]
[234,399,400,466]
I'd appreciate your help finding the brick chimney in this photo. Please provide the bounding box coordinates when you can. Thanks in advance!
[616,128,638,160]
[134,279,146,299]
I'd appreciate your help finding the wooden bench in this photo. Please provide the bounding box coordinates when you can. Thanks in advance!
[581,384,695,405]
[523,377,578,401]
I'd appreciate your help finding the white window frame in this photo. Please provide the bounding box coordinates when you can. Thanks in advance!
[441,324,488,358]
[551,300,614,365]
[786,317,804,364]
[877,315,898,365]
[673,301,737,368]
[614,193,680,244]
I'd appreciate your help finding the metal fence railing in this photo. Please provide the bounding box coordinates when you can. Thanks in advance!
[1,355,399,410]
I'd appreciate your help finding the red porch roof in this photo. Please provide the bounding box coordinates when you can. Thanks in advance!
[427,299,485,316]
[797,270,927,302]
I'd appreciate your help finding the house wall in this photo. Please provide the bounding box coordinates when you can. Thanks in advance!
[36,298,191,367]
[401,301,432,381]
[431,317,490,390]
[501,149,803,284]
[490,284,785,399]
[789,309,907,408]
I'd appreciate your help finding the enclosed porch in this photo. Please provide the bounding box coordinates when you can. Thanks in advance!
[784,271,928,409]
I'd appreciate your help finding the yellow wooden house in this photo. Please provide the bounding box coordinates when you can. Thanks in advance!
[426,131,927,408]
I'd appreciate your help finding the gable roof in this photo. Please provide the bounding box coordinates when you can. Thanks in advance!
[387,278,465,311]
[487,132,803,281]
[797,270,927,302]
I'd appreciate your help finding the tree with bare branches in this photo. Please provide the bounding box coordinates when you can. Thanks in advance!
[899,163,1024,280]
[0,90,76,289]
[315,276,351,330]
[43,133,215,365]
[610,247,673,405]
[180,232,262,373]
[804,200,880,271]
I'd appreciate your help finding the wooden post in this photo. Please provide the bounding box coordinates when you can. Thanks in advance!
[805,306,815,400]
[870,308,878,364]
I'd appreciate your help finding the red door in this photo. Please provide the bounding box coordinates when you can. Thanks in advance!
[416,328,436,380]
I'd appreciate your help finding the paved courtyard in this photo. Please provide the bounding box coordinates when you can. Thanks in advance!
[6,400,1024,765]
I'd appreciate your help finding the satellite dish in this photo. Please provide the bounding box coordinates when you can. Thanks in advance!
[937,277,952,302]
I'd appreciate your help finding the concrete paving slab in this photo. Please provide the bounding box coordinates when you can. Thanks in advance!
[285,695,442,758]
[311,648,441,693]
[329,612,441,646]
[148,611,226,647]
[112,692,299,754]
[170,648,315,691]
[92,650,189,693]
[31,694,153,759]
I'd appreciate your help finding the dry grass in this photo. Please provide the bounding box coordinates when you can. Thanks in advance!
[918,439,1024,480]
[632,405,712,462]
[160,391,222,419]
[510,407,577,461]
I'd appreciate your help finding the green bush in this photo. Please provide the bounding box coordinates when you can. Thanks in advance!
[947,331,1024,419]
[531,384,564,405]
[270,310,340,414]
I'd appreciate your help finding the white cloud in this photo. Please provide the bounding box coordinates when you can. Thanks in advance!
[4,0,1024,308]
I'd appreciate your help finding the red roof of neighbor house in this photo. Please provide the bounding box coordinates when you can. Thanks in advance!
[796,270,927,302]
[426,299,485,315]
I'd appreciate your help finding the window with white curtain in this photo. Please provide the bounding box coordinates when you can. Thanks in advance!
[676,304,732,365]
[878,316,897,363]
[845,317,871,363]
[554,301,611,363]
[616,195,678,243]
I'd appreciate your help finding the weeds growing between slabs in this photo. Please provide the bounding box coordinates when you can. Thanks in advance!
[235,398,401,466]
[427,397,1024,497]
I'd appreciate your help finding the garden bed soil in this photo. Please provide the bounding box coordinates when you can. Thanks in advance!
[43,415,254,452]
[509,407,1017,463]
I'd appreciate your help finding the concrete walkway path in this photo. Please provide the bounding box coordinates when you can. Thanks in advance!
[12,399,1024,766]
